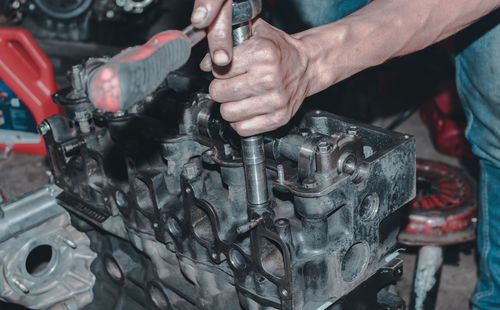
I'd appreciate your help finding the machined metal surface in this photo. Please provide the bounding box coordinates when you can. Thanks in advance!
[0,185,96,309]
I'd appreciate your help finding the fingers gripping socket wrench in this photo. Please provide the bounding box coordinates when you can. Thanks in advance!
[86,0,267,221]
[87,0,262,113]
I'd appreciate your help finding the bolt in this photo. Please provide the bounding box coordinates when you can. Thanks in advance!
[183,162,200,179]
[317,141,333,154]
[70,65,84,90]
[63,238,77,249]
[223,144,232,156]
[114,110,125,117]
[347,126,358,136]
[302,177,318,189]
[12,278,29,294]
[37,121,51,136]
[236,218,262,234]
[275,218,289,227]
[277,164,285,183]
[299,128,309,137]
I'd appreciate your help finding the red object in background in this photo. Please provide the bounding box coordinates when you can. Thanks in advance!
[0,27,62,155]
[420,80,474,158]
[399,159,477,246]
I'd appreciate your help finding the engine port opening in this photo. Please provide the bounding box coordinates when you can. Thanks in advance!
[191,204,215,242]
[259,237,286,279]
[359,193,380,221]
[229,248,248,270]
[341,242,369,282]
[25,244,54,276]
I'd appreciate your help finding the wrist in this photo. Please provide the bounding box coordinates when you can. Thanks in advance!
[292,23,352,97]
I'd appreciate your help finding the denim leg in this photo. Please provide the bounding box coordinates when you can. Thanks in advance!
[287,0,371,26]
[273,0,371,33]
[455,10,500,310]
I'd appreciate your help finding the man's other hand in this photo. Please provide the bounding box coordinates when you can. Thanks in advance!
[201,19,311,137]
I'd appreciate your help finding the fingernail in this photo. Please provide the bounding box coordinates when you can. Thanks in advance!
[200,57,211,70]
[191,6,207,24]
[213,50,230,65]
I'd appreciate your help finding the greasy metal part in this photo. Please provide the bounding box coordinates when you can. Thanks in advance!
[241,136,269,208]
[181,0,261,49]
[232,21,252,45]
[231,0,270,219]
[115,0,155,13]
[232,0,262,24]
[31,81,415,309]
[2,19,416,307]
[0,185,96,310]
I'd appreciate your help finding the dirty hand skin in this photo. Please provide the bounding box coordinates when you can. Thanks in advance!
[191,0,233,66]
[201,19,310,136]
[193,0,500,137]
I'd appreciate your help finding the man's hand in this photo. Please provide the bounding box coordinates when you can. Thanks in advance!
[201,19,311,136]
[191,0,233,66]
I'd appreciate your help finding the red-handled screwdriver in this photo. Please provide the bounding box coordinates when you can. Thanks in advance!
[87,25,206,113]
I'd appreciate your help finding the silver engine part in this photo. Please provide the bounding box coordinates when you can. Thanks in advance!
[0,185,96,309]
[0,64,416,309]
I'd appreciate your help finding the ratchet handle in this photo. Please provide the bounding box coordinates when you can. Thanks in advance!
[87,30,191,112]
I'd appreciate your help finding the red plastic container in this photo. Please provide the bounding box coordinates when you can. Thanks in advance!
[420,80,474,158]
[0,27,62,155]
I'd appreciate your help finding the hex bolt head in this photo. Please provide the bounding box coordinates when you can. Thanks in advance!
[302,177,318,189]
[182,162,200,179]
[114,110,126,117]
[347,126,358,136]
[38,121,51,136]
[281,289,288,297]
[317,141,333,154]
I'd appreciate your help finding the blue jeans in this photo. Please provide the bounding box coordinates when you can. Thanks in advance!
[456,9,500,310]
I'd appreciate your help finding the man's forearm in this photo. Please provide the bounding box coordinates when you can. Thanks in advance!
[295,0,500,96]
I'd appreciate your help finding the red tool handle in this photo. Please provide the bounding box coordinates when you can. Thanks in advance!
[87,30,192,112]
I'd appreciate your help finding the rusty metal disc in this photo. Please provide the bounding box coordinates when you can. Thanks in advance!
[399,159,477,246]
